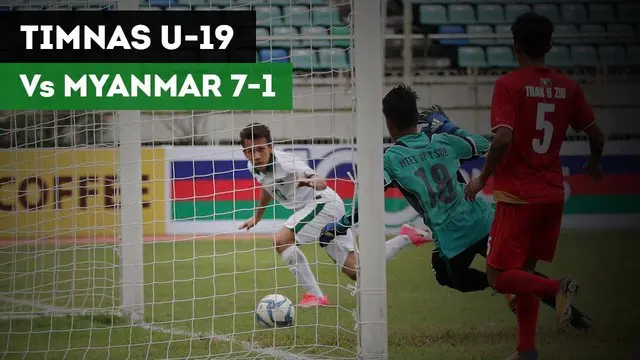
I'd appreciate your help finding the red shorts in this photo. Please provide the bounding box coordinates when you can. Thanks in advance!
[486,201,564,270]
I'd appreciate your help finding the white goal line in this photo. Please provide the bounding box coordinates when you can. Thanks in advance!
[0,295,312,360]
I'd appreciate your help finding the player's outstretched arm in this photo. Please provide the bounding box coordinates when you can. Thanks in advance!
[464,127,512,201]
[239,187,272,230]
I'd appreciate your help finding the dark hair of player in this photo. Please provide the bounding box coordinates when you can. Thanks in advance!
[239,123,272,147]
[511,12,554,59]
[382,84,420,130]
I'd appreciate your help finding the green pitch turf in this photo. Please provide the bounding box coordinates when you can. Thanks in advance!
[0,230,638,359]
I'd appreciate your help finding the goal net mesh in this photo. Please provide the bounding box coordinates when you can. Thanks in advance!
[0,0,362,359]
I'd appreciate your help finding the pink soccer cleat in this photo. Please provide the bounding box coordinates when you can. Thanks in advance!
[298,293,330,308]
[400,224,433,246]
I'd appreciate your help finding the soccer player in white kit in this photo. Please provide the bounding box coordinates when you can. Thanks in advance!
[238,123,432,307]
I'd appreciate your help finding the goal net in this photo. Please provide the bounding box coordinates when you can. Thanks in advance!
[0,0,390,359]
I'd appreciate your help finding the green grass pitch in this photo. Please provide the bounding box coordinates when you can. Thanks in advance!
[0,230,638,359]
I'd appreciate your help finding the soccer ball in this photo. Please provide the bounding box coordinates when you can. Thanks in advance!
[256,294,295,328]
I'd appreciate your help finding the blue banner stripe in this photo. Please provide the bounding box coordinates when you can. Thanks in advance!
[171,160,253,180]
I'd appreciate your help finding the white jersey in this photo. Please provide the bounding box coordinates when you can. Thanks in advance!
[248,150,339,210]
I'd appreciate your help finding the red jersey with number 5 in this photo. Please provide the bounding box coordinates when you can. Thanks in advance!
[490,66,596,204]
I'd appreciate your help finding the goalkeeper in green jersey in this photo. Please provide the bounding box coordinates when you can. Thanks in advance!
[319,84,592,331]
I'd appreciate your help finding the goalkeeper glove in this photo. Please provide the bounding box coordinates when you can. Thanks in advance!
[318,221,349,247]
[419,104,460,135]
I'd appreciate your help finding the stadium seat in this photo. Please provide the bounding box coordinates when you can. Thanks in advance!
[607,24,634,36]
[291,49,319,70]
[146,0,176,6]
[477,4,505,24]
[284,5,311,26]
[505,4,531,23]
[330,27,351,48]
[598,45,627,66]
[571,45,599,67]
[553,24,578,45]
[194,5,220,10]
[617,3,640,23]
[466,25,495,45]
[296,0,328,4]
[438,25,467,46]
[547,46,572,67]
[487,46,516,68]
[318,48,350,70]
[300,26,330,47]
[209,0,235,5]
[255,27,270,48]
[532,4,560,23]
[139,6,162,10]
[312,6,341,26]
[561,3,588,24]
[166,6,189,10]
[420,4,448,25]
[494,25,512,45]
[627,45,640,65]
[258,48,289,63]
[271,26,300,48]
[255,6,283,26]
[589,3,616,24]
[580,23,606,42]
[448,4,476,24]
[457,46,487,68]
[181,0,208,6]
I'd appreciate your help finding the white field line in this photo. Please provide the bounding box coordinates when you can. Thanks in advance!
[0,295,311,360]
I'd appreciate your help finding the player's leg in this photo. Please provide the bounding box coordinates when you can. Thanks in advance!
[431,238,490,293]
[532,202,579,332]
[384,224,433,261]
[281,206,329,307]
[485,202,555,357]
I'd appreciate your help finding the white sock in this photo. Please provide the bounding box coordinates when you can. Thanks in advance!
[281,246,324,298]
[385,235,412,261]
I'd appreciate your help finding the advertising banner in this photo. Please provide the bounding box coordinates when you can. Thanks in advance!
[0,148,165,238]
[165,143,640,235]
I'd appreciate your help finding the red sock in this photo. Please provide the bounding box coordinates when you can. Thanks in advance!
[516,293,540,352]
[494,269,560,298]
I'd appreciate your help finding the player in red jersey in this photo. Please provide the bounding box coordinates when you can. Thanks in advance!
[464,12,605,360]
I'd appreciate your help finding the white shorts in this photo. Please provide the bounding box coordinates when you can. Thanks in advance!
[284,199,355,265]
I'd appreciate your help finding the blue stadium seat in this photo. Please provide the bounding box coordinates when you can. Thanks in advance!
[146,0,176,6]
[561,3,588,24]
[259,48,289,63]
[617,3,640,23]
[505,4,530,23]
[466,25,495,45]
[532,4,560,23]
[571,45,599,67]
[438,25,467,46]
[284,5,311,26]
[627,45,640,65]
[255,6,283,26]
[312,6,342,26]
[457,46,487,68]
[547,46,572,68]
[487,46,516,68]
[448,4,475,24]
[598,45,627,66]
[494,24,512,45]
[300,26,330,48]
[589,3,616,24]
[318,48,350,70]
[291,49,319,70]
[477,4,505,24]
[271,27,300,48]
[420,4,448,25]
[553,24,578,45]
